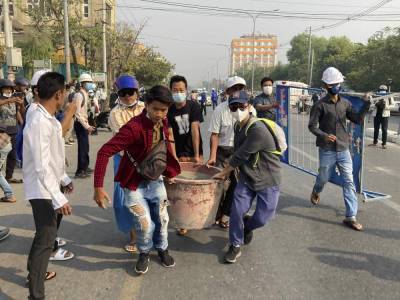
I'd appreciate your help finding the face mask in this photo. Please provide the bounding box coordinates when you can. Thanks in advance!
[231,108,249,122]
[327,84,341,95]
[2,92,12,98]
[263,86,273,96]
[84,83,95,91]
[173,93,186,103]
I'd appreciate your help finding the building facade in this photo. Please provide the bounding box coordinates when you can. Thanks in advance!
[230,34,278,75]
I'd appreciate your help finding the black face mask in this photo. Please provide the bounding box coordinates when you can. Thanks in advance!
[327,84,341,95]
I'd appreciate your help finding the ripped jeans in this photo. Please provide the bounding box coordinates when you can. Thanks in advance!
[124,177,169,253]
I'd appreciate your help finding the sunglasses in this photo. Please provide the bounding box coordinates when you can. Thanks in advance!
[229,103,248,112]
[118,89,136,97]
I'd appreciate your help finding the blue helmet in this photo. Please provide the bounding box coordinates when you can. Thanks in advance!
[116,75,139,91]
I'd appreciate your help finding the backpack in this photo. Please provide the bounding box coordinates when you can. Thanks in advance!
[244,118,287,157]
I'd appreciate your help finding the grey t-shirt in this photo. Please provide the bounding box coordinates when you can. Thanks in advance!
[253,93,276,121]
[229,117,281,191]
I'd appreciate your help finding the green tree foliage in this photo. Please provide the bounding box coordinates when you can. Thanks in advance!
[269,28,400,92]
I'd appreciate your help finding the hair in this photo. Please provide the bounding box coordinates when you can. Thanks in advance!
[169,75,187,89]
[37,72,65,100]
[260,77,274,86]
[145,85,173,106]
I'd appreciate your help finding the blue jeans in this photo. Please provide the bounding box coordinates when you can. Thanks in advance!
[124,178,169,253]
[0,144,13,198]
[229,182,280,247]
[313,149,358,218]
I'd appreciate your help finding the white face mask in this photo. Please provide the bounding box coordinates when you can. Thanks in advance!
[263,86,273,96]
[3,92,12,98]
[231,108,249,122]
[173,92,187,103]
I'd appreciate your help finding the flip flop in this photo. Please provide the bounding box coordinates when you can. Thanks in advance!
[8,178,23,184]
[0,196,16,203]
[343,219,363,231]
[55,237,67,247]
[26,272,57,286]
[124,244,137,253]
[50,248,74,261]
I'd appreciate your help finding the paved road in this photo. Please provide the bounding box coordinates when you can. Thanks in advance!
[1,106,399,300]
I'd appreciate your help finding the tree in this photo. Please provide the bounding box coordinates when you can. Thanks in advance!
[15,31,54,78]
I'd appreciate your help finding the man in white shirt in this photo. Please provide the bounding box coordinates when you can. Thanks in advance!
[24,72,73,300]
[74,73,95,178]
[207,76,256,227]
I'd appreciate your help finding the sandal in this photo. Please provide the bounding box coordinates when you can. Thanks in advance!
[177,228,188,236]
[219,220,229,229]
[7,178,23,184]
[343,219,363,231]
[310,192,320,205]
[0,196,16,203]
[124,244,137,253]
[55,237,67,247]
[26,271,56,286]
[50,248,74,261]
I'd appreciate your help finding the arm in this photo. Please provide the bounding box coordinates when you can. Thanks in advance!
[191,121,201,160]
[61,101,77,137]
[168,127,178,160]
[26,120,68,210]
[16,110,23,125]
[207,108,221,165]
[0,98,13,107]
[346,100,371,125]
[308,103,329,139]
[255,103,278,112]
[74,93,91,130]
[94,124,137,188]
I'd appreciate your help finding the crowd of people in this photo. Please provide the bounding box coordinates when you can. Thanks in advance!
[0,66,378,300]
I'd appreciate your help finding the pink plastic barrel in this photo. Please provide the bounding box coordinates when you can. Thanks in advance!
[165,162,224,229]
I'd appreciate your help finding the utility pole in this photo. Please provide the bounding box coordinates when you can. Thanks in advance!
[102,0,108,94]
[3,0,14,80]
[307,26,312,86]
[310,49,314,85]
[63,0,71,82]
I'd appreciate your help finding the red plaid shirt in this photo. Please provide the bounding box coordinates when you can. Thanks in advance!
[94,110,180,190]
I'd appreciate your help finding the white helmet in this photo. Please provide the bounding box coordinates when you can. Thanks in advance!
[321,67,345,85]
[31,69,51,86]
[226,76,246,90]
[379,84,388,91]
[79,73,93,83]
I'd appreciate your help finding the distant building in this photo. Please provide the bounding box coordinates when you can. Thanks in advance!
[0,0,116,64]
[230,34,278,74]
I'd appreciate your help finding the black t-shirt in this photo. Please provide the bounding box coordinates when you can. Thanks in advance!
[168,100,204,158]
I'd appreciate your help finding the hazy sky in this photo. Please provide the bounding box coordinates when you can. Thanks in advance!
[116,0,400,86]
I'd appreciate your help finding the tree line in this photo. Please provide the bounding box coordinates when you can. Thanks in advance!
[235,27,400,93]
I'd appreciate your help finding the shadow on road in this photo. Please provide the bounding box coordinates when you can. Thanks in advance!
[309,247,400,282]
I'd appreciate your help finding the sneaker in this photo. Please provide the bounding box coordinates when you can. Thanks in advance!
[75,171,89,179]
[135,253,150,275]
[243,215,253,245]
[158,249,175,268]
[382,145,387,149]
[224,245,241,264]
[310,191,320,205]
[0,226,10,241]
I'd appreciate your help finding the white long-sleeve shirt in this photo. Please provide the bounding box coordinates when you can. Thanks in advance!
[23,104,71,209]
[74,90,90,129]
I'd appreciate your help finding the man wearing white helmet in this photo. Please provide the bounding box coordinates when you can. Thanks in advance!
[368,84,395,149]
[74,73,96,178]
[308,67,371,231]
[207,76,256,228]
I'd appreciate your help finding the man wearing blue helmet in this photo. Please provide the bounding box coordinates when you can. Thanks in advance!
[108,75,145,253]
